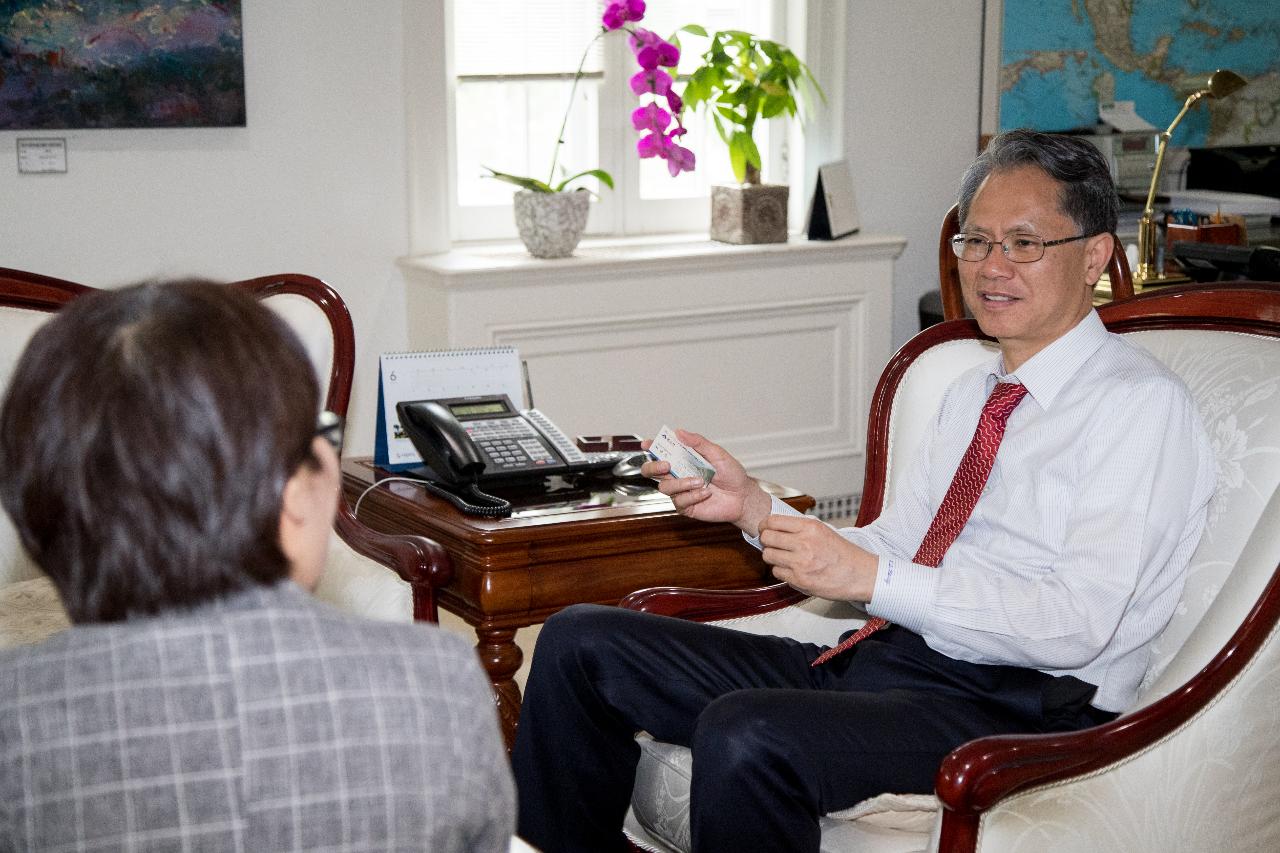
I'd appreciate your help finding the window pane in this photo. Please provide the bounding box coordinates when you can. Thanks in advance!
[454,0,603,77]
[639,0,774,73]
[455,79,602,207]
[630,0,776,199]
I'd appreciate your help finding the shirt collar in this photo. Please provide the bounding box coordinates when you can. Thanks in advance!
[985,310,1109,409]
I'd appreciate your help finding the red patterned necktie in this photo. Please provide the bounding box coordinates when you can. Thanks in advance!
[811,381,1029,666]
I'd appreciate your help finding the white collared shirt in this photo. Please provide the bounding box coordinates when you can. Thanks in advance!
[753,311,1215,711]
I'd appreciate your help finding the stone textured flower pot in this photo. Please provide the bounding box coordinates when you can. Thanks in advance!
[710,182,789,244]
[513,189,591,259]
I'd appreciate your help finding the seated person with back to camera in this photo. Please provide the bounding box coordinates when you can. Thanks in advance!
[0,281,515,851]
[510,129,1217,853]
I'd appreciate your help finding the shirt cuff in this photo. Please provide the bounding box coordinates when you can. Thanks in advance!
[867,556,937,634]
[741,495,804,550]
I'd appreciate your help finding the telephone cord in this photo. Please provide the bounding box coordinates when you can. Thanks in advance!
[352,477,429,520]
[419,479,513,518]
[351,475,513,520]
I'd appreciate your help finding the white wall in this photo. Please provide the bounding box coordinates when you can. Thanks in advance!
[0,1,412,454]
[0,0,986,453]
[842,0,986,348]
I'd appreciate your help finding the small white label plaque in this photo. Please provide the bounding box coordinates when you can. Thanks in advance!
[17,138,68,174]
[806,159,860,240]
[818,161,860,238]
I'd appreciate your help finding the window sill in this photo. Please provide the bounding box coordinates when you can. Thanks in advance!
[399,231,906,284]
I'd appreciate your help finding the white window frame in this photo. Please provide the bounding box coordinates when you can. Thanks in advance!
[405,1,845,253]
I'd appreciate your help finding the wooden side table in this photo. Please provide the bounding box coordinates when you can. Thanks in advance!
[342,458,814,746]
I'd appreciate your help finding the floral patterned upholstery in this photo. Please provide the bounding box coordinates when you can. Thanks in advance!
[971,329,1280,853]
[0,576,69,648]
[1131,330,1280,700]
[624,288,1280,853]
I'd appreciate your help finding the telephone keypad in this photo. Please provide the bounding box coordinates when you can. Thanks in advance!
[465,416,559,471]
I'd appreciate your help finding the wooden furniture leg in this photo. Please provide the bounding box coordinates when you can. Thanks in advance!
[475,625,524,749]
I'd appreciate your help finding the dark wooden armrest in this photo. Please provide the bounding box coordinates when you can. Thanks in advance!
[619,582,807,622]
[333,500,453,622]
[934,696,1194,852]
[938,715,1134,814]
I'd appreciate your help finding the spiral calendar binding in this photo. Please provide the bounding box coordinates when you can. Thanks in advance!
[380,345,516,359]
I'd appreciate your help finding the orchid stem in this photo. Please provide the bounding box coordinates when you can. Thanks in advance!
[548,28,606,186]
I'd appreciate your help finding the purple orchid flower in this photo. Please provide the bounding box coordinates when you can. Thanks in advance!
[629,28,680,69]
[636,131,667,159]
[602,0,645,31]
[602,1,694,179]
[631,102,672,134]
[630,68,673,96]
[635,126,696,177]
[665,140,696,176]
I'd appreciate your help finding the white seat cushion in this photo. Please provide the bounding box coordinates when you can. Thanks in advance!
[626,733,936,853]
[312,530,414,623]
[0,306,55,591]
[0,576,70,649]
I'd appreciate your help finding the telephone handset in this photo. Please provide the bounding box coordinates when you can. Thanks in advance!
[395,394,613,516]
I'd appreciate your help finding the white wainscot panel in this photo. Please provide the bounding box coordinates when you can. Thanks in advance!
[491,296,865,501]
[399,234,903,503]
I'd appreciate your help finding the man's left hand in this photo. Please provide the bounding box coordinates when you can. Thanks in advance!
[758,515,878,603]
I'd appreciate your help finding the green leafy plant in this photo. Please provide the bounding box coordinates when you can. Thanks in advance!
[678,27,823,184]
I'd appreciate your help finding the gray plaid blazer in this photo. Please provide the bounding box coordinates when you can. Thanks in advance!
[0,582,514,852]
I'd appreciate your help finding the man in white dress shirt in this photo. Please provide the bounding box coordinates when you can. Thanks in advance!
[511,130,1216,853]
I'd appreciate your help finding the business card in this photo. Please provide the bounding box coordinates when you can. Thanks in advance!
[647,425,716,485]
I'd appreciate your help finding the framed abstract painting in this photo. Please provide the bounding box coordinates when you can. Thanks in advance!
[0,0,245,130]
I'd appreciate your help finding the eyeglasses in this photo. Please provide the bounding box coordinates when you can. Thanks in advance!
[315,410,344,456]
[950,232,1097,264]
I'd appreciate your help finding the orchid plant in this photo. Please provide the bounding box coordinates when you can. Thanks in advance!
[483,0,696,195]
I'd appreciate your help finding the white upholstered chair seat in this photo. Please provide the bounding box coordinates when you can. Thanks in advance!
[0,576,69,649]
[622,287,1280,853]
[0,305,71,650]
[313,528,414,623]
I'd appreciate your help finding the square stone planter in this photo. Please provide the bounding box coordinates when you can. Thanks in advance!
[710,183,789,244]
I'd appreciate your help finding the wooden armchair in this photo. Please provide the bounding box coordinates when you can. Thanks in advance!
[936,204,1136,321]
[0,269,450,647]
[620,281,1280,852]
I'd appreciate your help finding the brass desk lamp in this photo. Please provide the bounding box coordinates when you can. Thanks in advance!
[1136,68,1248,287]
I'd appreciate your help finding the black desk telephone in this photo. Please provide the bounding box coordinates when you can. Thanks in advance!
[396,394,624,517]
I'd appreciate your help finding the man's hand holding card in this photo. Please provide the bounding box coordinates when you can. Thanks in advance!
[647,425,717,485]
[642,426,774,535]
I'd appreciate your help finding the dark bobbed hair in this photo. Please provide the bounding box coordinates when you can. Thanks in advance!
[0,280,321,623]
[958,129,1119,236]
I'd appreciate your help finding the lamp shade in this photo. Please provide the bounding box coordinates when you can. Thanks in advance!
[1206,69,1247,99]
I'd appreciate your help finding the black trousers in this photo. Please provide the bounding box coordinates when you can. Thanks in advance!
[511,604,1114,853]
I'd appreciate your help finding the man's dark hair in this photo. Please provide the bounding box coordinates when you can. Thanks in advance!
[958,129,1119,236]
[0,281,321,623]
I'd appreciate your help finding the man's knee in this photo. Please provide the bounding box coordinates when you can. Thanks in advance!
[691,692,798,783]
[689,692,822,843]
[534,604,634,672]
